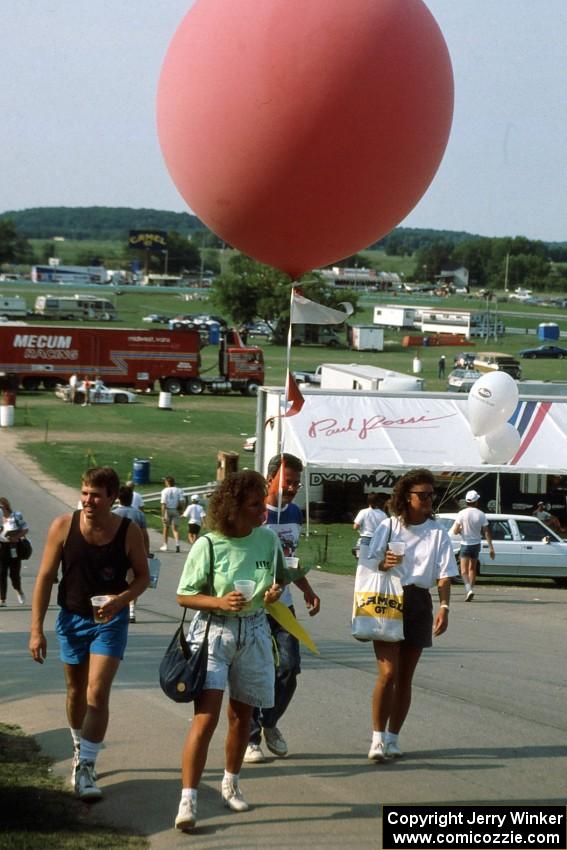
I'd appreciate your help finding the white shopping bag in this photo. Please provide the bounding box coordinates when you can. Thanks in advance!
[351,561,404,643]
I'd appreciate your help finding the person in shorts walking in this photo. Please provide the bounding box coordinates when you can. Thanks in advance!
[368,468,456,759]
[451,490,494,601]
[29,467,149,801]
[160,476,185,553]
[183,494,206,548]
[174,470,296,832]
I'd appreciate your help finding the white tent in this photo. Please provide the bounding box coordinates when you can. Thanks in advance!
[279,390,567,474]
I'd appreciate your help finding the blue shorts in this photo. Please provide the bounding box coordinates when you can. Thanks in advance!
[460,543,481,559]
[187,609,274,708]
[56,607,129,665]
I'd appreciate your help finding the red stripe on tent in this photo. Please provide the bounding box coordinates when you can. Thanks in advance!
[510,401,552,465]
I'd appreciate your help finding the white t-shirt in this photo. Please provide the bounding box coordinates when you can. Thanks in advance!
[368,516,457,588]
[161,486,184,510]
[183,503,206,526]
[131,491,144,511]
[455,506,488,545]
[354,506,387,538]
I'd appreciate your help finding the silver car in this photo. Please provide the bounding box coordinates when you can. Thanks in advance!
[437,513,567,586]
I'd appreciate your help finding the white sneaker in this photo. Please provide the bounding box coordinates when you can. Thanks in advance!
[16,592,26,605]
[465,589,475,602]
[175,796,197,831]
[0,599,6,607]
[75,760,102,801]
[159,544,168,552]
[386,740,404,758]
[263,726,288,757]
[368,740,390,762]
[244,743,266,763]
[221,777,249,812]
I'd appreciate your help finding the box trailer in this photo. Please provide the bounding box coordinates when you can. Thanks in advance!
[373,304,420,329]
[319,363,424,392]
[0,325,264,395]
[348,325,384,351]
[0,296,27,318]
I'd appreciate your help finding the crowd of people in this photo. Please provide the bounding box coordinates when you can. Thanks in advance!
[19,459,562,831]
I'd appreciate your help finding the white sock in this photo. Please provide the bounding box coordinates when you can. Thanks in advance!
[372,731,385,746]
[79,737,101,764]
[70,728,81,748]
[182,788,198,802]
[386,731,399,746]
[464,581,471,593]
[224,770,239,782]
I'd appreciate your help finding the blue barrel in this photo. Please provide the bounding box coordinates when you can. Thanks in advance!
[132,459,150,485]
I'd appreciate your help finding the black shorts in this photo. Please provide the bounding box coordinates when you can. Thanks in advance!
[402,584,433,649]
[187,523,201,535]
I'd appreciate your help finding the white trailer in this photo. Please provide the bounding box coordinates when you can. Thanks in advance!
[349,325,384,351]
[319,363,424,392]
[0,296,27,318]
[373,304,420,329]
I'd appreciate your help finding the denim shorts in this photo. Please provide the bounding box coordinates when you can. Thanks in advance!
[164,509,180,529]
[187,609,275,708]
[460,543,481,558]
[56,607,129,664]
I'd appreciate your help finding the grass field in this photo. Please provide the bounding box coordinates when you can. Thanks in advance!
[0,724,147,850]
[4,278,567,573]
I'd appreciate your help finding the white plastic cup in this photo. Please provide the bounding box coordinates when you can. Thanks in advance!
[234,580,255,601]
[148,556,161,589]
[91,595,111,622]
[285,556,300,570]
[388,541,406,562]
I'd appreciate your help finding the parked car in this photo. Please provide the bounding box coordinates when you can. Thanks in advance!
[244,321,273,337]
[142,313,170,323]
[447,368,483,393]
[242,436,257,452]
[519,345,567,360]
[292,366,322,385]
[437,512,567,585]
[55,382,137,405]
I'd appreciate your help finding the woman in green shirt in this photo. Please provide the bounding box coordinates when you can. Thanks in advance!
[174,470,290,832]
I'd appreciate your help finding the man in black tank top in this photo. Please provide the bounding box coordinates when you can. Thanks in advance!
[29,467,149,802]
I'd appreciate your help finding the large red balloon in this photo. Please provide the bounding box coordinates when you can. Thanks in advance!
[157,0,454,278]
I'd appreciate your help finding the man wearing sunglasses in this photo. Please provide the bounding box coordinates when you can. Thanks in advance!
[244,453,320,764]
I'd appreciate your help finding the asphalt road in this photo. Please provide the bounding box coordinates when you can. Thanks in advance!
[2,450,567,850]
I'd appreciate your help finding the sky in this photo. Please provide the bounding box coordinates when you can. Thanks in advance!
[1,1,566,242]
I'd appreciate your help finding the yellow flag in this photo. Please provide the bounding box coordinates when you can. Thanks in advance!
[265,601,319,655]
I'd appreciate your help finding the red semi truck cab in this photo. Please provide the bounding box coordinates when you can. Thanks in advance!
[0,325,264,395]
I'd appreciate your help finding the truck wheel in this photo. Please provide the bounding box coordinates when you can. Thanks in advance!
[114,394,129,404]
[186,379,204,395]
[291,339,302,346]
[327,339,341,348]
[22,377,40,391]
[163,378,183,395]
[245,381,260,397]
[42,378,58,390]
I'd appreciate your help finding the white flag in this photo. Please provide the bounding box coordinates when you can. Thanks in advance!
[290,289,353,325]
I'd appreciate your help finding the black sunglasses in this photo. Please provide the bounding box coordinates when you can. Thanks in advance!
[409,491,436,502]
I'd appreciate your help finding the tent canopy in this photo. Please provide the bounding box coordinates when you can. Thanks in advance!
[280,391,567,474]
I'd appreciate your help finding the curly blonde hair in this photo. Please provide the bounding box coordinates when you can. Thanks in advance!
[207,470,266,537]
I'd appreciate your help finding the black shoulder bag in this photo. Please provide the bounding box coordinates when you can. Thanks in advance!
[159,536,215,703]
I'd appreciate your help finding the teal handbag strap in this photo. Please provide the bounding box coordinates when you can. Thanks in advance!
[179,534,215,629]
